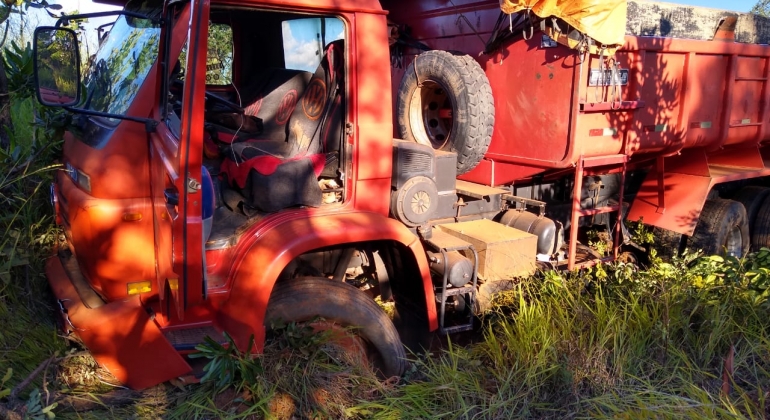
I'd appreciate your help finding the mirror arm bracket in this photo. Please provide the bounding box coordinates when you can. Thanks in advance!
[145,120,158,133]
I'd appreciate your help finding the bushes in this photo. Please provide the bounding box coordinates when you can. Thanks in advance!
[0,34,67,419]
[0,36,62,293]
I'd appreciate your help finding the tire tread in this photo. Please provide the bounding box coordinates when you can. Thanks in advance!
[687,199,749,257]
[265,278,407,377]
[396,50,494,174]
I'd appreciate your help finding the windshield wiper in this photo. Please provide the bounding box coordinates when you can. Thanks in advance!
[55,10,163,29]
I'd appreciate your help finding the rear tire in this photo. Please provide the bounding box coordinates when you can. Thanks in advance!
[731,186,770,236]
[265,277,406,378]
[651,226,683,260]
[687,199,749,258]
[396,50,494,175]
[751,194,770,249]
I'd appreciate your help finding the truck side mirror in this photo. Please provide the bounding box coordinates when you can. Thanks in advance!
[33,27,81,107]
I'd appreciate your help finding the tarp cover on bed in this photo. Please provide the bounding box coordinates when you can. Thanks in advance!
[499,0,627,46]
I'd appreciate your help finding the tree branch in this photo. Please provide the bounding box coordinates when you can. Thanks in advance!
[8,354,56,404]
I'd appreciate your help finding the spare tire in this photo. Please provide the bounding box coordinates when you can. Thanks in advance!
[397,50,494,175]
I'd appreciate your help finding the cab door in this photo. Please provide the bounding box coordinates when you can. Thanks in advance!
[148,0,209,319]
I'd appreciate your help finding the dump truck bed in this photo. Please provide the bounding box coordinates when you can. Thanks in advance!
[385,0,770,186]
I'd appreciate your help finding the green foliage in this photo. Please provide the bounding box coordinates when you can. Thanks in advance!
[1,36,67,159]
[629,217,655,246]
[0,367,11,399]
[752,0,770,16]
[0,83,61,287]
[268,317,342,355]
[23,388,56,419]
[689,249,770,308]
[353,249,770,418]
[3,40,33,96]
[177,321,386,419]
[189,333,263,391]
[10,0,62,12]
[586,229,611,256]
[0,15,68,419]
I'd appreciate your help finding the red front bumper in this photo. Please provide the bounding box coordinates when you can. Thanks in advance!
[46,253,191,389]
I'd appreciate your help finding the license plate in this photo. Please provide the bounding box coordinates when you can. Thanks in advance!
[588,69,629,86]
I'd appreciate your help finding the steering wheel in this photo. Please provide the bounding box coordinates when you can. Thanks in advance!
[205,91,244,114]
[170,78,244,114]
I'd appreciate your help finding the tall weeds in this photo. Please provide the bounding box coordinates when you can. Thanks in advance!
[0,38,67,413]
[353,250,770,419]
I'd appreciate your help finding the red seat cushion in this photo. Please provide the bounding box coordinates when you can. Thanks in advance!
[221,149,326,188]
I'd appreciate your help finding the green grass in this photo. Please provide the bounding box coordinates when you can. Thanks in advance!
[0,48,69,418]
[35,249,765,420]
[349,251,770,419]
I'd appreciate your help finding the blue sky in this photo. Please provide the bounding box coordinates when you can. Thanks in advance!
[282,18,345,72]
[673,0,755,12]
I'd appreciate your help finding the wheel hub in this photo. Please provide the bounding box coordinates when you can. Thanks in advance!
[409,79,453,149]
[725,226,744,257]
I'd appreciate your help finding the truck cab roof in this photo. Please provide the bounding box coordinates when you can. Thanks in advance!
[95,0,385,14]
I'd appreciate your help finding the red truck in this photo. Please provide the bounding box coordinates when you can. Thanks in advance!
[33,0,770,388]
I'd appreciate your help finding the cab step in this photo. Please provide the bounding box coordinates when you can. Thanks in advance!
[163,326,226,351]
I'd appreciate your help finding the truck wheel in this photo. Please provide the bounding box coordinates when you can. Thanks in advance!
[396,50,494,175]
[265,277,406,378]
[687,199,749,258]
[651,226,683,260]
[732,186,770,235]
[750,194,770,249]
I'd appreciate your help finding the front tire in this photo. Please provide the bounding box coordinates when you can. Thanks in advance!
[265,277,406,378]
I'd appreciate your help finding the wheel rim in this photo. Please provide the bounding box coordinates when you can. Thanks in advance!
[725,225,744,257]
[408,79,453,149]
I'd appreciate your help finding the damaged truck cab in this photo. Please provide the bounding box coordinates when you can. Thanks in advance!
[36,0,770,389]
[41,0,438,388]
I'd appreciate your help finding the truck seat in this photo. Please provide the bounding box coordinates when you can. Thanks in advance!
[239,68,313,143]
[221,40,345,213]
[207,69,312,145]
[318,41,345,178]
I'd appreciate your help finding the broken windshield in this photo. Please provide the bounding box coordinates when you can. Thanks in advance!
[81,0,162,121]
